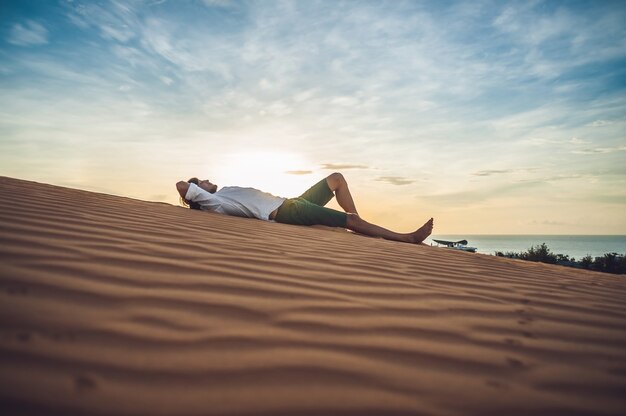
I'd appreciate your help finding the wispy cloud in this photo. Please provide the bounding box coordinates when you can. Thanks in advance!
[321,163,369,170]
[528,219,570,227]
[537,174,588,182]
[202,0,234,7]
[7,20,48,46]
[572,145,626,155]
[63,0,138,42]
[587,120,614,127]
[376,176,414,186]
[492,2,626,79]
[285,170,313,175]
[472,169,515,177]
[594,194,626,205]
[422,181,544,207]
[569,137,590,145]
[472,168,538,177]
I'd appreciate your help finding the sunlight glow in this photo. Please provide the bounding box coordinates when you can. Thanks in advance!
[216,151,315,197]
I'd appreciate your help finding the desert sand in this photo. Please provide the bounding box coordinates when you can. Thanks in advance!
[1,176,625,415]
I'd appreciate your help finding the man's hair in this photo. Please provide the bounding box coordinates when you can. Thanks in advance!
[181,177,202,210]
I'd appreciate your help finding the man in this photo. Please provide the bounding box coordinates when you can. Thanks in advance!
[176,172,433,244]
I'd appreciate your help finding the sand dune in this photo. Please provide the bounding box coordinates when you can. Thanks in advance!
[1,176,625,415]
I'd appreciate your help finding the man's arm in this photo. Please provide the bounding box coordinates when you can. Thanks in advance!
[176,181,190,200]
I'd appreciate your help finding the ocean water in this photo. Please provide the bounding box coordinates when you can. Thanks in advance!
[425,235,626,260]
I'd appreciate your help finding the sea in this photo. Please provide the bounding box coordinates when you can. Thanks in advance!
[425,235,626,260]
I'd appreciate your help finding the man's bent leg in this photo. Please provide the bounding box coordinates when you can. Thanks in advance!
[326,172,358,215]
[274,198,348,227]
[346,214,434,244]
[297,179,335,207]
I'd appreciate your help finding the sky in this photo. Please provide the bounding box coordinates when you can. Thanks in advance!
[1,0,625,234]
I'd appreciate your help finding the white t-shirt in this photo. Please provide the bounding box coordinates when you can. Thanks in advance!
[185,182,286,221]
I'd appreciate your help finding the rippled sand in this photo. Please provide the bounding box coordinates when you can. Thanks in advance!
[1,176,625,415]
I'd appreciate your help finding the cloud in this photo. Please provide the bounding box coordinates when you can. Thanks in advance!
[285,170,313,175]
[265,101,292,116]
[376,176,414,186]
[518,137,559,146]
[140,17,235,78]
[99,24,134,42]
[422,181,544,206]
[321,163,368,170]
[529,219,570,227]
[594,194,626,204]
[569,137,590,145]
[587,120,613,127]
[472,168,539,177]
[572,145,626,155]
[202,0,233,7]
[536,173,587,183]
[472,169,515,177]
[491,2,626,80]
[64,0,137,43]
[10,54,112,87]
[159,76,173,85]
[293,89,316,102]
[493,4,574,46]
[7,20,49,46]
[331,96,360,107]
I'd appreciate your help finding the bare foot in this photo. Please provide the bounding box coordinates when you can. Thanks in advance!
[410,218,434,244]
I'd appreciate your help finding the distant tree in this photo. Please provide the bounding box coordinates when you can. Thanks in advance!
[556,253,571,263]
[519,243,557,264]
[593,253,626,274]
[494,246,625,275]
[580,255,593,269]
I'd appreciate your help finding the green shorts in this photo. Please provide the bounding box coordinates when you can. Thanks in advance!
[274,179,348,228]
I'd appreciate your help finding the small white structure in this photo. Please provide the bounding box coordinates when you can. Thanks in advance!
[432,239,477,253]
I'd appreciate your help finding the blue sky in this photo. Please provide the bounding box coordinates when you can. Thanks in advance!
[1,0,625,234]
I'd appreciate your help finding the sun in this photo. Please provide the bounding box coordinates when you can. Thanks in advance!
[215,151,315,197]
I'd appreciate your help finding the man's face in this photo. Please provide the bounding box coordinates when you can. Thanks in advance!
[198,179,218,194]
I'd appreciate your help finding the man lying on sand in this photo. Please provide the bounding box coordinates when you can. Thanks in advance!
[176,172,433,244]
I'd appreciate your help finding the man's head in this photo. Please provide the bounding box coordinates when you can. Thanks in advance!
[180,177,218,210]
[188,177,218,194]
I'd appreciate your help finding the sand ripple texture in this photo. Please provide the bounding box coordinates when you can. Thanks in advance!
[1,176,625,416]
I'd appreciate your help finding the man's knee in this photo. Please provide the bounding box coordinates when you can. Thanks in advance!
[326,172,345,190]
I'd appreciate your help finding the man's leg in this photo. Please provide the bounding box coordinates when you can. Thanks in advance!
[346,214,434,244]
[275,198,434,245]
[325,172,358,215]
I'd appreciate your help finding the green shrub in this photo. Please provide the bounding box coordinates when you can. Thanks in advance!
[494,246,625,274]
[518,243,557,264]
[580,255,593,269]
[592,253,626,274]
